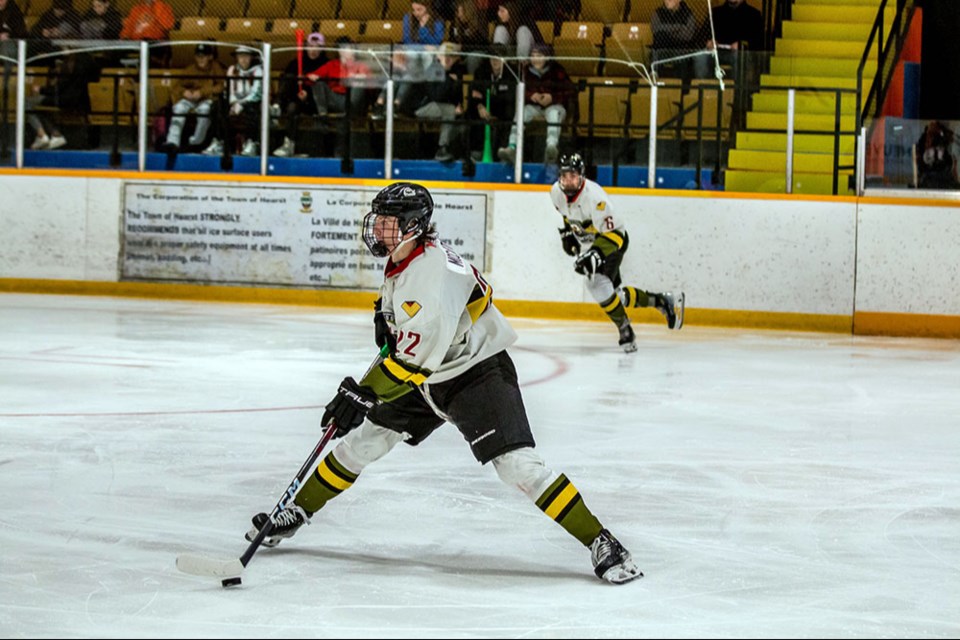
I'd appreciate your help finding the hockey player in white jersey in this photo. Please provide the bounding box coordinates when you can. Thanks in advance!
[552,153,684,352]
[247,181,642,585]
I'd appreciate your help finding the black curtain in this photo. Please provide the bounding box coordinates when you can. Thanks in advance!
[918,0,960,120]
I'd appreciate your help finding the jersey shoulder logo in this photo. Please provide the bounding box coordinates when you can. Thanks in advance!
[596,201,606,211]
[401,301,422,317]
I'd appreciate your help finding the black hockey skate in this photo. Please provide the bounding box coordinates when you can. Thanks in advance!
[590,528,643,584]
[655,292,685,330]
[245,504,309,548]
[618,322,637,353]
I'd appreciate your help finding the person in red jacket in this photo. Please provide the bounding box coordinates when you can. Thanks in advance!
[119,0,174,41]
[497,42,575,165]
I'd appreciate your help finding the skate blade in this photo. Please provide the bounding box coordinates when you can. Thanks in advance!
[602,563,644,584]
[671,292,685,330]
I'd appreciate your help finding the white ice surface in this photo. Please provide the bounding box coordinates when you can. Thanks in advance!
[1,294,958,638]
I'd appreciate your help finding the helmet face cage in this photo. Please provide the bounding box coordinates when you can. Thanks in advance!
[362,182,434,258]
[558,153,585,196]
[362,212,395,258]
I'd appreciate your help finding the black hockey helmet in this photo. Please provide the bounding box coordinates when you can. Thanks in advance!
[362,182,435,258]
[558,152,585,196]
[558,152,585,175]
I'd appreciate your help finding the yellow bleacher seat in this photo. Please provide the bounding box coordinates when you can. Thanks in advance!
[26,0,52,17]
[558,21,604,45]
[381,0,408,20]
[628,84,682,138]
[579,0,626,24]
[536,21,556,44]
[576,78,630,137]
[318,19,362,41]
[606,22,651,71]
[222,17,269,41]
[172,16,221,37]
[551,38,600,77]
[292,0,338,20]
[360,20,401,44]
[88,77,136,126]
[200,0,237,18]
[269,18,312,43]
[247,0,291,18]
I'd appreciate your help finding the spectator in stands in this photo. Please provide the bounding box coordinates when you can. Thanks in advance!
[407,42,466,162]
[24,49,96,150]
[161,42,224,153]
[312,37,376,158]
[466,43,516,161]
[312,37,373,116]
[497,42,573,165]
[915,121,960,190]
[204,45,262,157]
[693,0,764,79]
[492,1,543,60]
[403,1,445,46]
[119,0,174,41]
[79,0,123,40]
[0,0,28,45]
[370,48,425,120]
[651,0,698,81]
[449,0,489,74]
[30,0,80,56]
[271,32,328,158]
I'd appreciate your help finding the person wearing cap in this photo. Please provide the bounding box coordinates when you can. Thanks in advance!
[161,42,224,153]
[203,46,262,156]
[498,42,574,165]
[271,32,328,158]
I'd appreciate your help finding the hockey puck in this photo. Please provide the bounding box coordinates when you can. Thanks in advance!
[221,577,242,588]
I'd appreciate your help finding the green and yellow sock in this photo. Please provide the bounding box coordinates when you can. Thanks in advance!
[600,292,630,327]
[621,286,653,308]
[535,474,604,546]
[294,452,359,515]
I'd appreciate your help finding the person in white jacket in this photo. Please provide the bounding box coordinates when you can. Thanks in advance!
[552,153,684,352]
[203,45,262,157]
[246,182,642,585]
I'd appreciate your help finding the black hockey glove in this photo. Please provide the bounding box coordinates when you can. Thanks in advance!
[373,298,396,355]
[558,225,580,257]
[322,377,378,437]
[574,248,602,277]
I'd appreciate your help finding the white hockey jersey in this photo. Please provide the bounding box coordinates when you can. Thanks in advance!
[360,240,517,401]
[549,178,628,252]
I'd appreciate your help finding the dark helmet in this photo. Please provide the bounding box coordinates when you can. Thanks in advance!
[362,182,434,258]
[558,152,585,196]
[558,152,585,175]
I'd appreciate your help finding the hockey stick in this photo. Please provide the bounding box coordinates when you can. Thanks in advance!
[176,346,388,583]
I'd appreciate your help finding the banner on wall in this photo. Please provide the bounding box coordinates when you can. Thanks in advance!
[120,183,489,289]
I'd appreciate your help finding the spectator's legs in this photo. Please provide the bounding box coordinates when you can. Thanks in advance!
[543,104,566,158]
[166,98,194,147]
[188,99,213,146]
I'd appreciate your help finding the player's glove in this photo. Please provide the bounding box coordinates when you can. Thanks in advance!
[373,298,396,355]
[574,248,602,277]
[322,377,378,437]
[558,224,580,257]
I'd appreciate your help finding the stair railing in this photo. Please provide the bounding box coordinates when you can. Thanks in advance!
[856,0,914,132]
